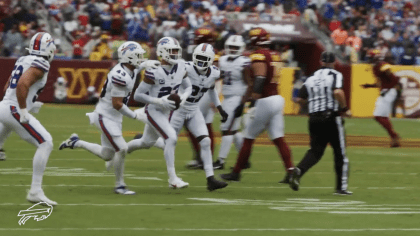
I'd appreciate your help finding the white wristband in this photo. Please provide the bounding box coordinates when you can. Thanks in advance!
[118,104,136,119]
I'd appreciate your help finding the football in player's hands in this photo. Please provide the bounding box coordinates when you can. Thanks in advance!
[168,93,181,110]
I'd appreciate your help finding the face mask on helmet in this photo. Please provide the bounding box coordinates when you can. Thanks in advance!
[168,48,181,60]
[226,45,242,56]
[194,54,212,70]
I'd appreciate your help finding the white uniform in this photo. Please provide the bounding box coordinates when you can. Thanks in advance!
[0,56,52,147]
[373,88,398,117]
[87,63,137,151]
[170,62,220,136]
[219,55,251,131]
[140,60,187,146]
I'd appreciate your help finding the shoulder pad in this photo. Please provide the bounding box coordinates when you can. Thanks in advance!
[144,68,156,81]
[250,53,266,62]
[31,57,50,72]
[111,75,127,87]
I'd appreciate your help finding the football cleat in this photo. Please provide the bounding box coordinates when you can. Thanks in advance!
[207,176,228,191]
[289,167,301,191]
[213,159,224,170]
[334,190,353,196]
[27,190,57,206]
[168,177,189,189]
[0,149,6,161]
[390,136,401,148]
[59,133,79,150]
[114,186,136,195]
[278,172,291,184]
[220,172,241,181]
[185,159,203,169]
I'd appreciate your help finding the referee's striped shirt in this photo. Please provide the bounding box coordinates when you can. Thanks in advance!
[298,67,343,114]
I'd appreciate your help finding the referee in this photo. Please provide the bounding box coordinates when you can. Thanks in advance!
[289,51,352,195]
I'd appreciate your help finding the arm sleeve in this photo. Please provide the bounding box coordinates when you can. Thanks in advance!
[297,84,309,100]
[180,77,192,101]
[208,86,221,107]
[133,81,158,104]
[334,73,343,89]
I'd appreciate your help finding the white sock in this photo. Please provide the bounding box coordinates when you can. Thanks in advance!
[217,135,234,163]
[200,137,214,178]
[164,138,177,180]
[233,132,244,151]
[30,141,53,193]
[75,140,113,161]
[113,150,126,187]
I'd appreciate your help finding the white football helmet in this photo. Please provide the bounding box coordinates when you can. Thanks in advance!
[224,35,245,57]
[26,32,56,62]
[193,43,215,71]
[118,41,146,68]
[156,37,182,65]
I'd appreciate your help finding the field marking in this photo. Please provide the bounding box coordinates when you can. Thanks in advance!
[329,211,420,214]
[1,228,420,232]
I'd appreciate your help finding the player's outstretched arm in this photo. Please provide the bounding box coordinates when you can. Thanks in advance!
[208,85,228,122]
[139,60,161,71]
[16,67,44,123]
[250,62,267,100]
[112,96,136,119]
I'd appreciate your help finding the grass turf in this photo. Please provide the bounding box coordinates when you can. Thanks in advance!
[0,104,419,236]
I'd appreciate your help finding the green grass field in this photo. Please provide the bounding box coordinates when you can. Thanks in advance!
[0,104,419,236]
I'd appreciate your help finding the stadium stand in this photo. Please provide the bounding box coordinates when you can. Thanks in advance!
[1,0,420,65]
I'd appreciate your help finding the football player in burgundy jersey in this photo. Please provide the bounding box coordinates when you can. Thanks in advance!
[361,50,402,147]
[220,27,295,182]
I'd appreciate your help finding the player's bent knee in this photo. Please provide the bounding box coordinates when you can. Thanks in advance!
[39,140,53,151]
[101,147,115,161]
[199,137,211,149]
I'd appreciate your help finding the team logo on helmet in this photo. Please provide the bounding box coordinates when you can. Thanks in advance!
[121,43,138,55]
[158,38,170,45]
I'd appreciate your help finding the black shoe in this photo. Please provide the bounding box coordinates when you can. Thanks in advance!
[220,172,241,181]
[278,172,291,184]
[213,160,225,170]
[133,133,143,140]
[185,159,203,169]
[334,190,353,196]
[0,149,5,161]
[230,162,251,170]
[207,176,228,191]
[289,168,301,191]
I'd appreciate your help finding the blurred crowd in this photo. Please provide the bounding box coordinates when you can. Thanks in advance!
[1,0,420,65]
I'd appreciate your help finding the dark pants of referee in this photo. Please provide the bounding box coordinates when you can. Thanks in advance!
[297,112,349,191]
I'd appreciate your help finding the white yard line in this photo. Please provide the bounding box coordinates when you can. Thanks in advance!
[1,228,420,232]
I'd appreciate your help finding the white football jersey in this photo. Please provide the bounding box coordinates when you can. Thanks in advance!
[143,60,187,110]
[95,63,137,123]
[182,62,220,112]
[219,55,251,97]
[3,55,50,110]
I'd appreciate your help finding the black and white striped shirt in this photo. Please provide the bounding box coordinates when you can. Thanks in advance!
[298,67,343,114]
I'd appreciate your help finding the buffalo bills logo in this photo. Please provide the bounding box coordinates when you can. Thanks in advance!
[121,43,137,55]
[46,38,54,47]
[18,202,53,225]
[159,38,170,45]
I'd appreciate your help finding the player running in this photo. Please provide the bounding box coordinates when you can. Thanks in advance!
[361,50,401,147]
[185,27,221,169]
[126,37,193,189]
[0,32,57,205]
[220,28,295,182]
[152,43,229,191]
[213,35,251,170]
[59,42,159,195]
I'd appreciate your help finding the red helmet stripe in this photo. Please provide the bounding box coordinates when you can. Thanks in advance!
[33,33,44,51]
[202,43,207,52]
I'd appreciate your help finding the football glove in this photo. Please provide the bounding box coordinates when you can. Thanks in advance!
[140,60,161,70]
[19,108,31,124]
[234,103,245,118]
[155,95,176,110]
[134,108,147,123]
[217,106,228,123]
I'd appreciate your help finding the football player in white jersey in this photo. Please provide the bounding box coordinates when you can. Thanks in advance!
[126,37,193,189]
[213,35,251,169]
[154,43,229,191]
[0,32,57,205]
[59,42,159,195]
